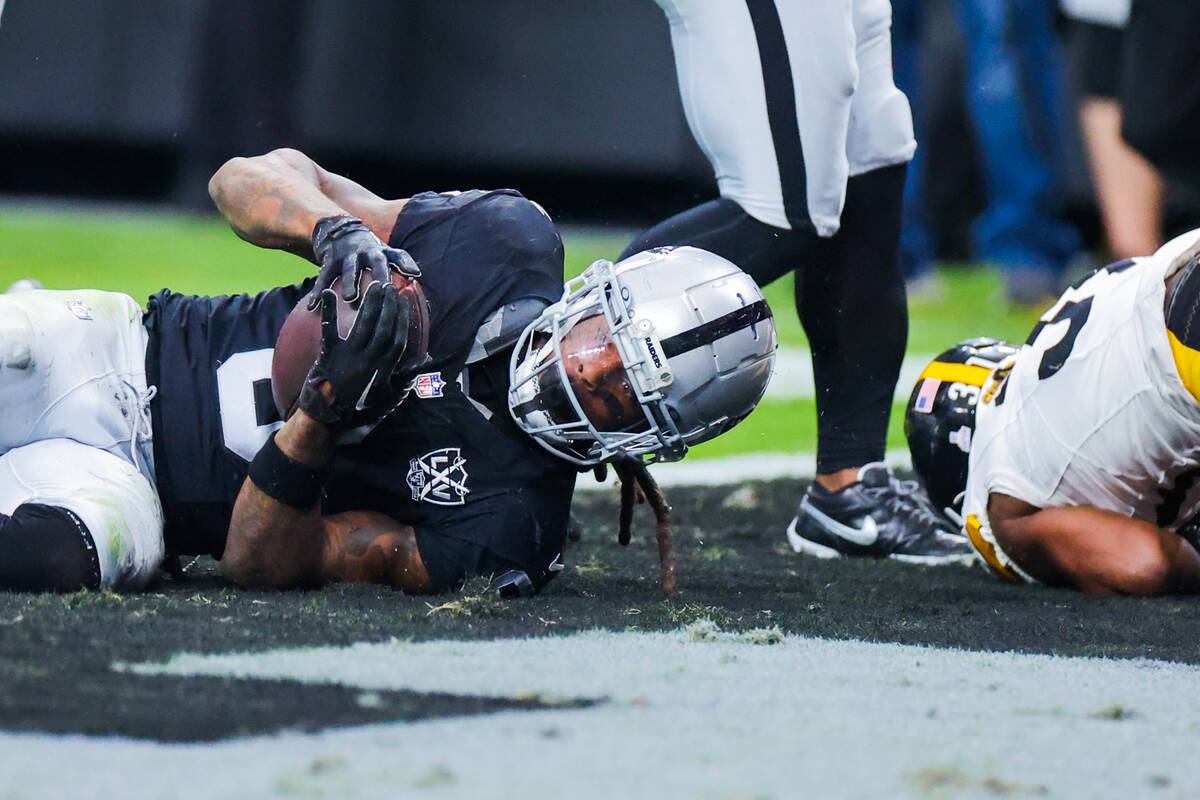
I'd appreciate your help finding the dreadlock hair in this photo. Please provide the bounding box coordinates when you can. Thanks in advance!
[607,457,676,597]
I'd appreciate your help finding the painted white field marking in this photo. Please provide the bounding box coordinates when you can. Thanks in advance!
[575,448,913,490]
[3,631,1189,800]
[766,348,933,401]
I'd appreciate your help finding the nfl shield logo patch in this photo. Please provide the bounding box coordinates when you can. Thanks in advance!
[414,372,446,399]
[913,378,940,413]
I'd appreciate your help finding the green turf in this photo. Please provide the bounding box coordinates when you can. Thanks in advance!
[0,206,1046,460]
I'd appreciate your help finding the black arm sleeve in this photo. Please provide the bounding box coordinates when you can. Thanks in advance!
[0,504,102,592]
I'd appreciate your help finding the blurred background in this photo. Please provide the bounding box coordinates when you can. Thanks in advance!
[6,0,1188,242]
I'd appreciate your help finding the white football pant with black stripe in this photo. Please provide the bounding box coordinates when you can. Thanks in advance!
[655,0,915,236]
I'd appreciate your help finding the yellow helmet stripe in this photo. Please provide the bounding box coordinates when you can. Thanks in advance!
[917,361,994,387]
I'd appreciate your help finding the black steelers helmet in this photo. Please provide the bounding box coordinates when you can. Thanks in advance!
[904,337,1019,511]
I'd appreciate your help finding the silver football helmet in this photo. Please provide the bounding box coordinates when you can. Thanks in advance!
[508,246,777,466]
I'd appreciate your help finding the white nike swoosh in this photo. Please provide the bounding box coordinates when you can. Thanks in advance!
[800,498,879,546]
[355,370,382,412]
[547,553,564,573]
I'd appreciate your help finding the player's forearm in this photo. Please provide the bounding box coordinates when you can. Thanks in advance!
[221,411,336,588]
[208,149,348,260]
[997,505,1200,595]
[320,512,437,594]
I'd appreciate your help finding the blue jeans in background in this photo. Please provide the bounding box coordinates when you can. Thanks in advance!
[893,0,1081,298]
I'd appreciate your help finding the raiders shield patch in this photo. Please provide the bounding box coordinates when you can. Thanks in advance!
[406,447,470,506]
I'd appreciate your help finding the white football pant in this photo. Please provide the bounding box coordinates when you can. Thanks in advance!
[655,0,916,236]
[0,289,164,588]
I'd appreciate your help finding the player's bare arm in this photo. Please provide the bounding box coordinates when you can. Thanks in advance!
[208,148,406,252]
[319,511,435,593]
[988,494,1200,596]
[220,410,434,593]
[221,410,332,588]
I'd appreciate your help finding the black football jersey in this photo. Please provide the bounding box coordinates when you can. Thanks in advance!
[143,189,574,587]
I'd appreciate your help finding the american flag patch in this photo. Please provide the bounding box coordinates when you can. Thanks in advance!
[414,372,446,399]
[913,378,940,413]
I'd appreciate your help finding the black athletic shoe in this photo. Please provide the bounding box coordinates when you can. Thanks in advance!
[786,462,974,565]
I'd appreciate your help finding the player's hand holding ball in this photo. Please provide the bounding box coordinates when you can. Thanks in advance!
[296,282,413,431]
[308,216,421,309]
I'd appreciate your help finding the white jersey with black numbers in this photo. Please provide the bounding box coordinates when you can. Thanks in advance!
[963,230,1200,579]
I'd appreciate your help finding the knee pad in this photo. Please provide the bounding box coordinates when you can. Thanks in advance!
[0,440,164,590]
[0,298,35,372]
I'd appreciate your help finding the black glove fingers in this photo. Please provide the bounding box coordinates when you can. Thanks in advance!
[307,263,337,310]
[388,248,422,278]
[317,289,341,348]
[383,298,412,368]
[339,254,362,302]
[346,281,385,351]
[363,250,393,287]
[368,285,402,359]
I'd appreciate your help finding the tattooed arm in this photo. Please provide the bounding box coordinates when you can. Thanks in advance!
[220,409,436,594]
[207,148,408,259]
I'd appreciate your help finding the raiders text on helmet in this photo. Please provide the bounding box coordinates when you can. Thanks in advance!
[508,247,777,466]
[904,337,1019,511]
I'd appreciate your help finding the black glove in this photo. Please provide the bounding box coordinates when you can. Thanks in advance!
[297,282,412,431]
[308,216,421,310]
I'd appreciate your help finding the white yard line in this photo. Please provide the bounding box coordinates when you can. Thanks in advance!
[4,631,1193,799]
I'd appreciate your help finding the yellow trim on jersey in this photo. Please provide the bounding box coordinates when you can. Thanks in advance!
[917,361,994,387]
[1167,329,1200,406]
[965,513,1025,584]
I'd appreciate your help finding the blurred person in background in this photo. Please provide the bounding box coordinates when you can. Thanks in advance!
[892,0,1083,306]
[1061,0,1164,261]
[622,0,973,565]
[1117,0,1200,199]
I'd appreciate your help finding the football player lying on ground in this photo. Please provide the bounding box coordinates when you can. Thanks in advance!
[0,148,776,597]
[905,229,1200,595]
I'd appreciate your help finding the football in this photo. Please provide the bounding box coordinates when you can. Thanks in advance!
[270,271,430,420]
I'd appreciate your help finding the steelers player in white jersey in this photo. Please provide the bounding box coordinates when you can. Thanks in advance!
[906,228,1200,595]
[623,0,968,563]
